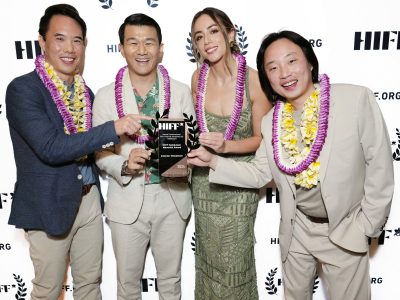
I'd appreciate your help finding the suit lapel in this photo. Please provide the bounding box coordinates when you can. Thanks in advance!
[284,173,296,195]
[40,81,66,131]
[319,85,335,185]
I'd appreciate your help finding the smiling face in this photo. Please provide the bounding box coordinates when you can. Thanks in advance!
[192,14,234,64]
[119,24,163,79]
[39,14,85,84]
[264,38,315,108]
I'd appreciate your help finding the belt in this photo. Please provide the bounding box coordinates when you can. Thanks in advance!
[306,215,329,224]
[82,184,95,197]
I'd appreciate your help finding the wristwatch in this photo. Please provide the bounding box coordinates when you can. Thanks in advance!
[121,160,136,176]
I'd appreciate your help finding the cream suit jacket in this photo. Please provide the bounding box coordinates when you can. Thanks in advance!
[92,68,195,224]
[209,84,394,261]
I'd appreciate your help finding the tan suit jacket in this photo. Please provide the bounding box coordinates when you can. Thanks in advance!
[92,68,195,224]
[210,84,394,261]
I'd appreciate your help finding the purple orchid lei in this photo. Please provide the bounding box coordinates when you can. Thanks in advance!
[272,73,330,175]
[35,54,92,134]
[115,64,171,144]
[195,52,246,140]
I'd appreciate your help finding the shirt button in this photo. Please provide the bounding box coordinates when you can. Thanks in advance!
[102,145,107,149]
[77,174,83,180]
[109,142,114,146]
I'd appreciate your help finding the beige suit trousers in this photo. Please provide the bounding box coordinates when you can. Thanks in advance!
[26,186,103,300]
[109,182,187,300]
[282,209,370,300]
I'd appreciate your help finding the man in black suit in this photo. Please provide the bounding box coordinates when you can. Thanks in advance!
[5,4,147,299]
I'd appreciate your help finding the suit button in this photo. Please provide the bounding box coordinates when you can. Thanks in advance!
[102,145,107,149]
[77,174,83,180]
[109,142,114,146]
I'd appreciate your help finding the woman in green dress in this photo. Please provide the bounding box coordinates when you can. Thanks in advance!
[190,7,272,299]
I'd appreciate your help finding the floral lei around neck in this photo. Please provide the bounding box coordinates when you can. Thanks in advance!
[272,74,330,189]
[35,54,92,134]
[115,65,171,144]
[195,52,246,140]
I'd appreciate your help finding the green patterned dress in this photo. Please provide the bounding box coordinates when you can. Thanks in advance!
[192,70,259,299]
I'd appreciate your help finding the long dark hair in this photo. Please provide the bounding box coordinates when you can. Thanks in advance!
[191,7,240,64]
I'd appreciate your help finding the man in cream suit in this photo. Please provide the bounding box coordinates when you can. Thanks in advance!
[188,31,394,300]
[92,14,194,300]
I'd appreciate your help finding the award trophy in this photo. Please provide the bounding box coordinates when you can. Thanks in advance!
[146,110,199,178]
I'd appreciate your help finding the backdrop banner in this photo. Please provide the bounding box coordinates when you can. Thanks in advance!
[0,1,399,299]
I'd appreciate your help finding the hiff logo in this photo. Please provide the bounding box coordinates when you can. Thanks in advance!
[265,268,319,296]
[371,277,383,284]
[141,278,158,293]
[392,128,400,161]
[0,243,12,251]
[15,41,42,59]
[309,39,322,48]
[0,274,27,300]
[374,91,400,101]
[106,44,120,53]
[265,188,280,204]
[368,227,400,245]
[62,285,74,292]
[354,31,400,50]
[270,237,279,245]
[0,193,13,209]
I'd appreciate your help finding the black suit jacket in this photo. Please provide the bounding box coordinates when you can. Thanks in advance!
[6,70,119,236]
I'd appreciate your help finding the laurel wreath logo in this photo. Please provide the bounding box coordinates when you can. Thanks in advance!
[191,232,196,252]
[144,109,169,169]
[147,0,159,8]
[392,128,400,161]
[183,113,200,151]
[13,274,27,300]
[234,24,248,55]
[186,33,196,63]
[265,267,278,295]
[98,0,113,9]
[313,275,319,293]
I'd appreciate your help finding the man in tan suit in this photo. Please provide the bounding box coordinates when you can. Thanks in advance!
[92,14,194,300]
[188,31,394,300]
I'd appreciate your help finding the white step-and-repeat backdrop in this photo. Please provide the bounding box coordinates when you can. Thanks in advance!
[0,0,399,299]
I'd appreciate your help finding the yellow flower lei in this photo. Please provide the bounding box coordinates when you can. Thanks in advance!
[44,62,88,133]
[281,90,321,189]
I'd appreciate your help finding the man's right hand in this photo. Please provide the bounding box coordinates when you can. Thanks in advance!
[187,146,218,170]
[114,114,153,136]
[127,148,152,173]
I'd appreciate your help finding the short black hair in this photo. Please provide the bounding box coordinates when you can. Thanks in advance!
[118,13,162,44]
[256,30,319,104]
[39,4,87,40]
